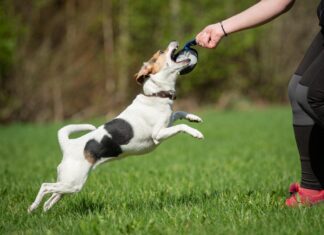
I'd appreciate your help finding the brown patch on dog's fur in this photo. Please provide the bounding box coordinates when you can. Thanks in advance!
[134,49,167,85]
[84,150,96,164]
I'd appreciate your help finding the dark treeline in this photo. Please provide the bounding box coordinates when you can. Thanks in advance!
[0,0,319,122]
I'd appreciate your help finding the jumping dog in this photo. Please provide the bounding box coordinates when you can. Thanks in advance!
[28,41,204,213]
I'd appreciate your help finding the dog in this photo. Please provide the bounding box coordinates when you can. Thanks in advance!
[28,41,204,213]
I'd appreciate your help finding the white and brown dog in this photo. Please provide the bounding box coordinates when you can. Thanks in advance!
[28,41,204,213]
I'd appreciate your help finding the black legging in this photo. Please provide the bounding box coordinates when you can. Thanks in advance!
[288,32,324,190]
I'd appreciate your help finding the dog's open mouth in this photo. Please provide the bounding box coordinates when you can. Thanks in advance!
[170,48,179,62]
[171,48,190,64]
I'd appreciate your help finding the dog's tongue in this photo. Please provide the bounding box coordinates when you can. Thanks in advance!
[175,49,198,75]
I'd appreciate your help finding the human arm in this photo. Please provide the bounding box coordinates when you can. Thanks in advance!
[195,0,295,48]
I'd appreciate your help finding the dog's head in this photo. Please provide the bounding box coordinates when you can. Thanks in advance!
[134,41,190,85]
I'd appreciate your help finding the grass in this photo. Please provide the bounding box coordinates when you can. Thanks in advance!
[1,106,324,235]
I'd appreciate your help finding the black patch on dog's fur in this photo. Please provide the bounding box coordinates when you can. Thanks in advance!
[84,118,133,161]
[84,137,122,160]
[104,118,133,145]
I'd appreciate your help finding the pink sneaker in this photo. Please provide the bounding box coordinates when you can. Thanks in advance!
[285,183,324,207]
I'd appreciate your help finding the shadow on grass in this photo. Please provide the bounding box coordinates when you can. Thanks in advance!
[158,190,217,207]
[122,189,284,212]
[61,190,218,215]
[65,197,106,215]
[119,190,221,212]
[61,188,285,215]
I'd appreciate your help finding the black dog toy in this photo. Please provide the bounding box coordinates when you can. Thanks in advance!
[175,39,198,75]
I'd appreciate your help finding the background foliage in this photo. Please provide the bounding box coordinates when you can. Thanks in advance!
[0,0,320,122]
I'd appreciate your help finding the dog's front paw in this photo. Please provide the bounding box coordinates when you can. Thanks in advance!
[189,129,204,139]
[186,114,203,123]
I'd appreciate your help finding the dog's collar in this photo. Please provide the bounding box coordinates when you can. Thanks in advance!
[144,90,176,100]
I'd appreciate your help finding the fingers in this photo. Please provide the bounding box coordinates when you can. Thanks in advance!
[206,28,220,48]
[196,32,217,48]
[196,27,211,48]
[195,24,223,49]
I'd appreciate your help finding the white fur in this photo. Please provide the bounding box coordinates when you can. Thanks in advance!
[28,41,204,213]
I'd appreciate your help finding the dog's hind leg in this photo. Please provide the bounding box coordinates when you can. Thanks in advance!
[28,182,83,213]
[28,182,53,213]
[43,193,62,212]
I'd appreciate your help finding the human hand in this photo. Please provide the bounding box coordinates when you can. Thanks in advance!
[195,23,225,49]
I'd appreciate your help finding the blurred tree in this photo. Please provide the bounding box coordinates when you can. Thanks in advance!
[0,0,20,121]
[115,0,130,102]
[102,0,116,95]
[0,0,319,122]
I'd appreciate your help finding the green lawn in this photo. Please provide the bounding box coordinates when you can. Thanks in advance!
[1,107,324,235]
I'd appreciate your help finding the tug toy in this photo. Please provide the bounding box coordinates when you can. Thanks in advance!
[175,39,198,75]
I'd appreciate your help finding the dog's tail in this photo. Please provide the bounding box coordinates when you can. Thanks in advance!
[58,124,96,149]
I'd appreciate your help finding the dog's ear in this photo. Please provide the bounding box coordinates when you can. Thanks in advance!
[134,50,162,85]
[134,62,153,85]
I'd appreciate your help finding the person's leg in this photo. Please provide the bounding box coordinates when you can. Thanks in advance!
[288,32,324,191]
[297,48,324,189]
[288,76,321,189]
